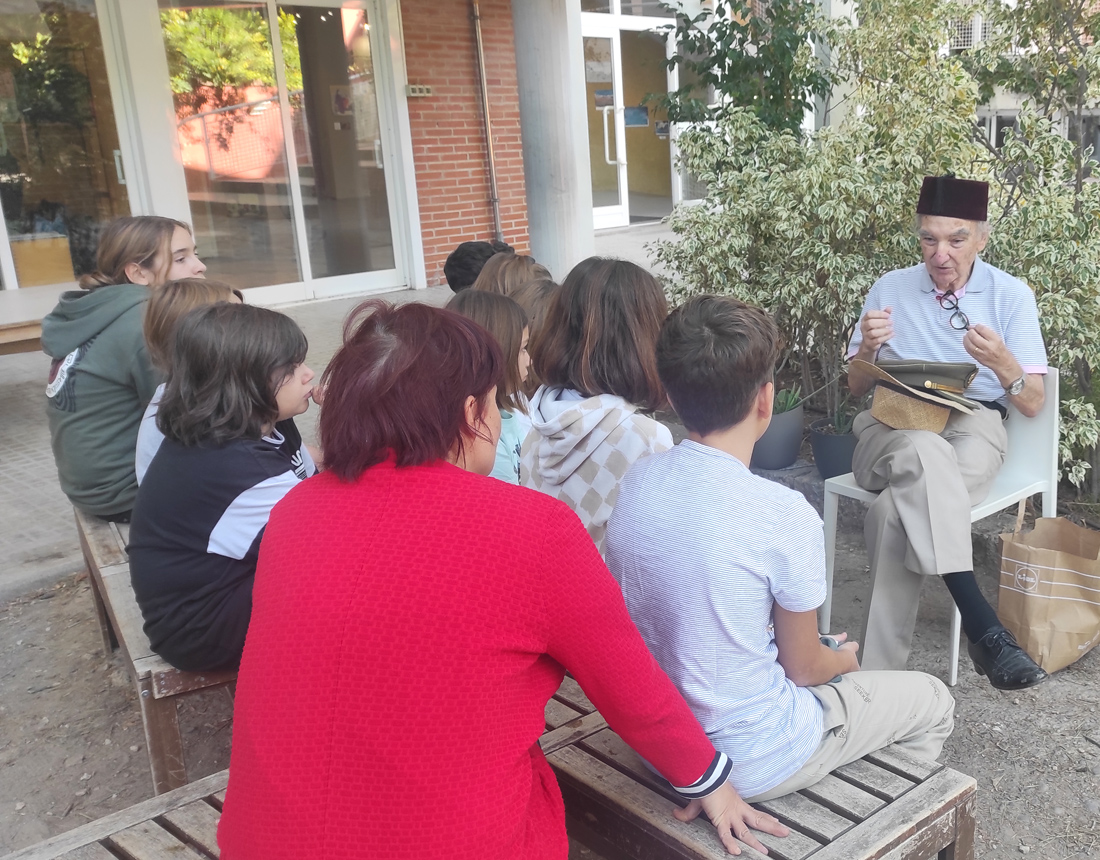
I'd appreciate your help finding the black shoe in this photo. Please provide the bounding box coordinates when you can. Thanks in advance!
[968,626,1048,691]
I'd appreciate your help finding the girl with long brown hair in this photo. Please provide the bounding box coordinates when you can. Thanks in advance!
[43,216,207,521]
[446,289,531,483]
[521,257,671,552]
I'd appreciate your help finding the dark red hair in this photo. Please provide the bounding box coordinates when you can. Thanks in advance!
[320,300,503,480]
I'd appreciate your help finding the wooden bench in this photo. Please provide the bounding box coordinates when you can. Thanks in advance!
[0,283,69,356]
[1,677,976,860]
[75,508,237,796]
[545,676,976,860]
[0,318,42,355]
[0,770,228,860]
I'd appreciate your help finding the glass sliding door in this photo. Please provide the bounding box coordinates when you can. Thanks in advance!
[154,0,401,296]
[583,32,628,230]
[620,28,673,223]
[159,2,302,288]
[0,1,130,288]
[582,6,700,229]
[280,4,394,279]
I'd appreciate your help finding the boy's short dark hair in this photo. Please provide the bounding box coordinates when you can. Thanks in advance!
[657,295,779,435]
[443,240,514,291]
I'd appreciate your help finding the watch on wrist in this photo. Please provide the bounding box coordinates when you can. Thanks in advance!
[1005,375,1026,396]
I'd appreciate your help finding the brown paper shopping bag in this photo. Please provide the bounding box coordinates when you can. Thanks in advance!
[998,516,1100,674]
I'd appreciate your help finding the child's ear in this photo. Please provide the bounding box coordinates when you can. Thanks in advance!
[758,381,774,421]
[125,261,152,285]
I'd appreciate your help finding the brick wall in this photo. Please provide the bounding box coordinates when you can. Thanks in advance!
[401,0,530,287]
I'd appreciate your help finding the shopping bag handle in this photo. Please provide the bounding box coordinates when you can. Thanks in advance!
[1014,498,1027,534]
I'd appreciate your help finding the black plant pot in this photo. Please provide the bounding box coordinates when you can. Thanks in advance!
[751,404,804,470]
[809,417,857,480]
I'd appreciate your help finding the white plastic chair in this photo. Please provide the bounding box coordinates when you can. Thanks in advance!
[821,369,1060,686]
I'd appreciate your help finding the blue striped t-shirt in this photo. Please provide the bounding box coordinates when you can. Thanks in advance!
[847,258,1048,402]
[605,440,826,798]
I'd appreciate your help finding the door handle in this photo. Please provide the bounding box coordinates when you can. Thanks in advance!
[112,150,126,185]
[600,105,622,167]
[601,105,626,167]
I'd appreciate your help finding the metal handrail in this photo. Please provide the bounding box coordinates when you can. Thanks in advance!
[175,90,304,127]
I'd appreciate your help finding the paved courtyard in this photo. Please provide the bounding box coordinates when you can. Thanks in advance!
[0,285,450,602]
[0,225,671,601]
[3,223,1100,859]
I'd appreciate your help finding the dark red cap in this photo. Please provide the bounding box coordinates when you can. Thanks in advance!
[916,175,988,221]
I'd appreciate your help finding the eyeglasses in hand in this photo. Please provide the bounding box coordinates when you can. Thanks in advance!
[936,290,970,331]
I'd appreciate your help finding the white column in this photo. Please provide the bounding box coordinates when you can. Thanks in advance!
[511,0,594,282]
[110,0,192,223]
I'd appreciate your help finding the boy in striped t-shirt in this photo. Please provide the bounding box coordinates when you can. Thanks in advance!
[605,295,954,802]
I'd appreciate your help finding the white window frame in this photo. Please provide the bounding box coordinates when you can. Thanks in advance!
[107,0,421,304]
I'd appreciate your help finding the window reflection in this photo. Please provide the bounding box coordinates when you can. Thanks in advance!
[160,2,301,288]
[0,3,130,287]
[282,6,395,278]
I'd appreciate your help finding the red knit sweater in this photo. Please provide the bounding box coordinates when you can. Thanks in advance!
[218,459,727,859]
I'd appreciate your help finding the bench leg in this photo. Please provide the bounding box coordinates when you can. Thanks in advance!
[939,790,976,860]
[86,568,118,655]
[137,675,187,794]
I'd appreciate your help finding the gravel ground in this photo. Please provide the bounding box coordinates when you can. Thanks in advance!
[1,515,1099,858]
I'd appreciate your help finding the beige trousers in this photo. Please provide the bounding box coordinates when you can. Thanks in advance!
[745,671,955,802]
[851,407,1008,670]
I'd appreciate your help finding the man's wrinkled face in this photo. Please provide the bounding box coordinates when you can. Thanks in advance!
[918,215,989,293]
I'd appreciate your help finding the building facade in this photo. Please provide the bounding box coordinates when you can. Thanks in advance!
[0,0,702,306]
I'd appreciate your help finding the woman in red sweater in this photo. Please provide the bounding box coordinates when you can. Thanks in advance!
[218,300,787,859]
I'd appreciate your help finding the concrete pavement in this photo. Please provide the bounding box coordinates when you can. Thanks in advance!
[0,225,671,601]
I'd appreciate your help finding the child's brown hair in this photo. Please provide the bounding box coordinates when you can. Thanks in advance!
[471,252,551,296]
[509,277,559,396]
[446,290,529,414]
[531,257,667,412]
[144,278,240,372]
[657,295,779,434]
[80,216,193,290]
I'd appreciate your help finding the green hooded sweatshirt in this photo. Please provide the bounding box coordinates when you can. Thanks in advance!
[42,283,160,517]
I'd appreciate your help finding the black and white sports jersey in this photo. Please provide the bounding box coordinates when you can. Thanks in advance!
[128,425,307,672]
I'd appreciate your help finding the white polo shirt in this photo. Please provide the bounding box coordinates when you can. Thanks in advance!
[847,258,1047,402]
[605,440,826,799]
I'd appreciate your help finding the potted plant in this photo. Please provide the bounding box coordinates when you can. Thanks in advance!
[752,385,804,470]
[809,394,860,480]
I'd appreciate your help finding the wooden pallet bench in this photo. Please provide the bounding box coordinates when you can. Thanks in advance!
[75,508,237,796]
[0,770,228,860]
[545,677,976,860]
[1,677,976,860]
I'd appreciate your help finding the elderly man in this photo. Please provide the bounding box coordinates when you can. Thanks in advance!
[846,175,1048,690]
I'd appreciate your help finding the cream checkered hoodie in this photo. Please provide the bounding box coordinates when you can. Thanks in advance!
[520,386,673,553]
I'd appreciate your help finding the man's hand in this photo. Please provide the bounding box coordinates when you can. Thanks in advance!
[962,324,1013,377]
[849,308,894,397]
[963,324,1045,417]
[858,307,894,355]
[674,782,790,855]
